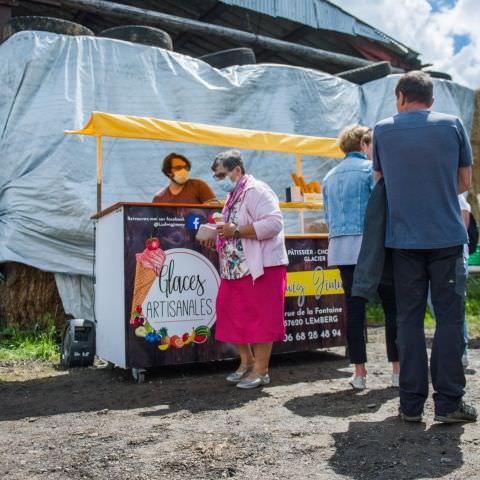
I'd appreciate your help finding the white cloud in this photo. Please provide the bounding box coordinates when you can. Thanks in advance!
[331,0,480,89]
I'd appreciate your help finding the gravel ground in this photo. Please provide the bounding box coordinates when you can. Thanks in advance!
[0,328,478,480]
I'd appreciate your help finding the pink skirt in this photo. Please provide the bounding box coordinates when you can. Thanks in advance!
[215,265,287,344]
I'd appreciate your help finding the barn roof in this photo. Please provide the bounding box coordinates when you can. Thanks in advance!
[9,0,421,73]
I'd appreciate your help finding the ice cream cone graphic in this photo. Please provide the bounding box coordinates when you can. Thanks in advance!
[130,237,166,323]
[212,212,224,224]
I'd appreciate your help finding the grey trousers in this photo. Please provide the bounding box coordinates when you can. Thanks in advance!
[392,246,466,416]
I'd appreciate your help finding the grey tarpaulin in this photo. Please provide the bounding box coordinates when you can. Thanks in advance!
[0,32,474,319]
[361,74,475,132]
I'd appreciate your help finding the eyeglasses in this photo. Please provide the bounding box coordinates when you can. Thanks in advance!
[212,171,230,180]
[171,164,190,172]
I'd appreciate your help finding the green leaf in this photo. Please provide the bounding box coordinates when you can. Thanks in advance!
[144,322,154,333]
[159,327,168,337]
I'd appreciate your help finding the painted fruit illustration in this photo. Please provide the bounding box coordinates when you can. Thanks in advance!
[133,316,145,328]
[135,326,147,337]
[192,326,210,344]
[170,335,184,349]
[182,330,196,345]
[158,343,169,351]
[161,336,170,345]
[146,237,161,250]
[144,322,154,333]
[195,326,211,337]
[144,332,160,343]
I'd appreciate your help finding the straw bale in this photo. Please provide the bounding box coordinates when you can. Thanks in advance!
[0,262,69,330]
[468,90,480,219]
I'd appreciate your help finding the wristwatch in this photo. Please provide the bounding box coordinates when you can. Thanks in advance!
[233,225,241,239]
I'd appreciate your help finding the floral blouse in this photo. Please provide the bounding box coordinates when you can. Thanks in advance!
[219,201,250,280]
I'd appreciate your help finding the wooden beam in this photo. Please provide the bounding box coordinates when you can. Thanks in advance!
[0,3,13,42]
[174,2,221,50]
[59,0,374,70]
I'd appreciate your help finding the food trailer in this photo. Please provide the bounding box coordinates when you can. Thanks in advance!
[67,112,346,382]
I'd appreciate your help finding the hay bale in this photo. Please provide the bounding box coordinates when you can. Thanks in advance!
[469,90,480,219]
[0,262,69,331]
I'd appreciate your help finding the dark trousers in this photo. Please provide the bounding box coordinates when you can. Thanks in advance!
[339,265,399,365]
[392,246,466,416]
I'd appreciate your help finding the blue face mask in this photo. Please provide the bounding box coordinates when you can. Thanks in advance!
[218,176,237,193]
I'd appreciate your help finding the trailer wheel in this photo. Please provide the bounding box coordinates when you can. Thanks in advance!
[337,61,392,85]
[98,25,173,50]
[199,48,256,69]
[132,368,146,384]
[2,16,93,42]
[59,335,72,370]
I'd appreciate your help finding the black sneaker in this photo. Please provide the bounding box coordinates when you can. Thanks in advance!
[398,407,422,422]
[434,402,477,423]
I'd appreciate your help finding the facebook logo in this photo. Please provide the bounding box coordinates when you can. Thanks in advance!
[186,214,202,231]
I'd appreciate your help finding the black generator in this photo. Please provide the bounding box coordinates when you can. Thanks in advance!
[60,319,95,368]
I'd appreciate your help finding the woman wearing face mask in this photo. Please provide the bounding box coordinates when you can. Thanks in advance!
[152,152,216,204]
[211,149,289,389]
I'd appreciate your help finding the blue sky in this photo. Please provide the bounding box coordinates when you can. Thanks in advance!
[428,0,456,12]
[332,0,479,89]
[452,33,470,54]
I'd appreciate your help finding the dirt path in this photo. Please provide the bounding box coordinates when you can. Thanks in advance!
[1,328,479,480]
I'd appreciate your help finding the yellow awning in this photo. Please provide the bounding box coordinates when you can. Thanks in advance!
[66,111,343,158]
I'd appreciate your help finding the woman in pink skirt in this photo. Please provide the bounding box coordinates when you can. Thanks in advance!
[211,150,288,389]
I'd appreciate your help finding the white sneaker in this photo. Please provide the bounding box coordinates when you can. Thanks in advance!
[391,373,400,388]
[349,375,366,390]
[462,353,469,369]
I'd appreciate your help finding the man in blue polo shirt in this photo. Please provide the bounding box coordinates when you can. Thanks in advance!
[373,71,476,423]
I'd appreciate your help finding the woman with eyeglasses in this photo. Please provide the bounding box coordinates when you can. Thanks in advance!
[152,152,216,204]
[210,149,289,389]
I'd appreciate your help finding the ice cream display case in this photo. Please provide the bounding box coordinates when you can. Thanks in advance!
[93,201,346,382]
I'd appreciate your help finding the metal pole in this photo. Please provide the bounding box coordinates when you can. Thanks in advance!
[96,135,102,213]
[295,153,302,177]
[60,0,374,70]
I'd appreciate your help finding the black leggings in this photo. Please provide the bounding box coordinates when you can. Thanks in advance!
[339,265,399,364]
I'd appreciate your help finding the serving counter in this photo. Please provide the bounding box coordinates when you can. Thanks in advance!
[93,202,346,381]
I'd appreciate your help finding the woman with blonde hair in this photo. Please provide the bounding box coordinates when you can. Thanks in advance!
[322,125,399,390]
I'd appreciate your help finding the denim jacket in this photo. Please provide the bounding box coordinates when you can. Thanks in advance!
[322,152,374,238]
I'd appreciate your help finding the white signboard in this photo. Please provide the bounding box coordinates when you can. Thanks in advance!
[143,248,220,336]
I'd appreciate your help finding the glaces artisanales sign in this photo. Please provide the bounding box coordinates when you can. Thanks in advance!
[144,248,220,333]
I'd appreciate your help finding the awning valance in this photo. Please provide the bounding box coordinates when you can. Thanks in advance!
[66,111,343,158]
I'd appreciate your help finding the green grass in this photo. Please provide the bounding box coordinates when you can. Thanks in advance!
[367,276,480,338]
[1,276,479,363]
[0,315,60,362]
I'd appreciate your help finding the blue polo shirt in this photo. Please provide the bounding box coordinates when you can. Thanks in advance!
[373,110,472,249]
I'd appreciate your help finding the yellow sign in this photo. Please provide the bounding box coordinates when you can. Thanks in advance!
[286,269,344,298]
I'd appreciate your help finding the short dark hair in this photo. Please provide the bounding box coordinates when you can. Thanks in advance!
[395,71,433,104]
[211,149,245,174]
[161,153,191,177]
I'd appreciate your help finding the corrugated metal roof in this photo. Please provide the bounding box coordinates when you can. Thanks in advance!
[219,0,416,55]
